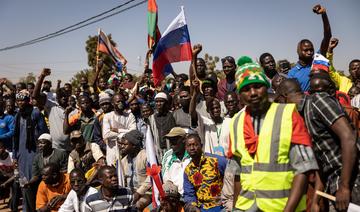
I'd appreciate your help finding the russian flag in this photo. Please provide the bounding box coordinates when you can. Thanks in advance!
[152,7,192,86]
[311,53,330,72]
[145,125,164,208]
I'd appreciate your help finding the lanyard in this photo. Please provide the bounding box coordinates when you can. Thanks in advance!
[216,124,222,145]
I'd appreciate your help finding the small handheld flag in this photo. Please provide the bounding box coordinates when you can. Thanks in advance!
[311,53,330,72]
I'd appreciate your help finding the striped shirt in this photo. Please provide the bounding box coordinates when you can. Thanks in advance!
[303,92,357,194]
[84,187,134,212]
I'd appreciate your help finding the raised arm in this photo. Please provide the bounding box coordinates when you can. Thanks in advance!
[0,78,15,93]
[313,4,332,56]
[327,38,344,87]
[33,68,51,100]
[63,106,75,134]
[190,79,200,127]
[56,80,61,93]
[190,44,202,95]
[190,44,202,81]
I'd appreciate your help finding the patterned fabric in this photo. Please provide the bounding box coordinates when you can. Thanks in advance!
[183,153,227,210]
[303,92,358,194]
[161,149,191,195]
[162,150,190,175]
[235,62,270,92]
[85,187,134,212]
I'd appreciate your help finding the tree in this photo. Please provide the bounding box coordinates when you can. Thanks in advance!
[85,34,119,82]
[204,53,220,73]
[19,72,36,84]
[203,53,224,79]
[70,68,96,88]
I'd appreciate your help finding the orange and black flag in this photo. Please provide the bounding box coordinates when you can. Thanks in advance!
[97,29,127,72]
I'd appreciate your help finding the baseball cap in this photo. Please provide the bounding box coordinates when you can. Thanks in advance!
[165,127,187,138]
[163,181,180,199]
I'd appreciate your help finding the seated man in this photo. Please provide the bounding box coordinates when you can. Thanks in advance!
[36,163,71,212]
[67,130,105,174]
[85,165,134,211]
[183,133,227,212]
[161,127,191,196]
[118,130,151,210]
[59,168,98,212]
[25,133,68,189]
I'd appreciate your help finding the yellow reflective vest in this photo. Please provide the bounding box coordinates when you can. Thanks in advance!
[230,103,306,212]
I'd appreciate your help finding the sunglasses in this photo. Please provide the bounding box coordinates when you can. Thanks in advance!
[221,56,235,64]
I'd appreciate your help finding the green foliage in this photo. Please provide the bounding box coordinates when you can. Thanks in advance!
[204,53,220,73]
[70,69,95,88]
[19,72,36,84]
[85,34,118,81]
[70,34,123,88]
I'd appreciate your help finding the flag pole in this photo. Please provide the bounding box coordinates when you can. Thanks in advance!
[96,28,100,73]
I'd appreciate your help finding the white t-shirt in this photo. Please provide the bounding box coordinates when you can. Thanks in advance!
[59,186,98,212]
[196,114,231,157]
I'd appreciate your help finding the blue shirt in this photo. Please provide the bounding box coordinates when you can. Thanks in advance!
[0,114,15,151]
[288,62,311,92]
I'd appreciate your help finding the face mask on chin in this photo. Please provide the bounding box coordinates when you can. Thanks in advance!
[179,99,190,108]
[117,102,125,111]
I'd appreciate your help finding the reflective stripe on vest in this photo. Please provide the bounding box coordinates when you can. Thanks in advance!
[231,103,306,212]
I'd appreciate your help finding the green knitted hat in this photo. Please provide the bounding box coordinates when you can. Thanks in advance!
[235,62,270,92]
[237,56,253,67]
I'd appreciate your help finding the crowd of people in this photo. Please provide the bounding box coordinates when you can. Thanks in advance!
[0,3,360,212]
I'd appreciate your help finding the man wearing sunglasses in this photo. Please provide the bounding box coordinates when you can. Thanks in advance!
[218,56,237,101]
[59,168,97,212]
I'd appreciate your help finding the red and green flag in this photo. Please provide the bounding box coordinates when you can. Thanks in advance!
[147,0,161,50]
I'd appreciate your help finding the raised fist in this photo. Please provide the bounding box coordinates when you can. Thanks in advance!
[329,38,339,50]
[192,44,202,56]
[313,4,326,14]
[41,68,51,77]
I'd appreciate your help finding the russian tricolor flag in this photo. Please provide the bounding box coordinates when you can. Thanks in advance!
[311,53,330,72]
[152,7,192,86]
[145,125,164,208]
